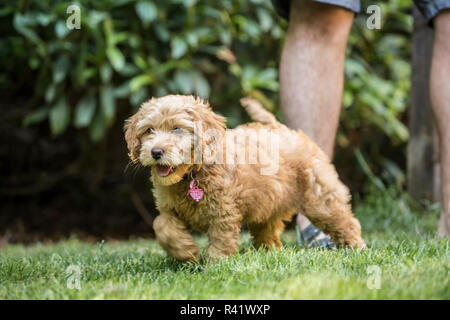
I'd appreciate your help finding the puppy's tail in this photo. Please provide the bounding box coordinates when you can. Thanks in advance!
[240,97,281,128]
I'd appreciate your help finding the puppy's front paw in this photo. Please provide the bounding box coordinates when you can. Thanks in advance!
[356,239,368,250]
[175,250,200,263]
[204,247,231,263]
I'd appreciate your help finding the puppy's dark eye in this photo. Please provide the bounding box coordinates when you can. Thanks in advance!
[148,128,155,135]
[172,128,183,134]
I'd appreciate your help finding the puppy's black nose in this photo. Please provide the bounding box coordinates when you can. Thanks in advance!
[151,148,164,160]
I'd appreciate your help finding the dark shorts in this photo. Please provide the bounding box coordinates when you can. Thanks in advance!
[271,0,450,26]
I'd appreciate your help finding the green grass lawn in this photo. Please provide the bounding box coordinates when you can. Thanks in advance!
[1,188,449,299]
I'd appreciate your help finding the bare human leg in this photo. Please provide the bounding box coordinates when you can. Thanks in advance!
[279,0,354,239]
[430,9,450,237]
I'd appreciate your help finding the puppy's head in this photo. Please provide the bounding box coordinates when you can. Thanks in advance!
[124,95,226,186]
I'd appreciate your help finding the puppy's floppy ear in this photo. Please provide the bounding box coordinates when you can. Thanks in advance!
[124,112,141,163]
[190,98,226,164]
[201,108,226,135]
[191,97,226,135]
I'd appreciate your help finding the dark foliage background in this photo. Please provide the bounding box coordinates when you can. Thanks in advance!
[0,0,412,242]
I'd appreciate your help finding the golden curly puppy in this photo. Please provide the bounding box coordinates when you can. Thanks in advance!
[124,95,364,262]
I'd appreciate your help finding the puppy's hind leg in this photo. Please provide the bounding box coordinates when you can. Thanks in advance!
[248,218,285,250]
[299,165,365,249]
[153,212,200,262]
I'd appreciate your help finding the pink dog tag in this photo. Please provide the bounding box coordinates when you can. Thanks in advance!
[188,179,204,202]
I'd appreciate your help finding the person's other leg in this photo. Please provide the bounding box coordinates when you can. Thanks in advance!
[279,0,354,235]
[430,9,450,237]
[280,0,354,157]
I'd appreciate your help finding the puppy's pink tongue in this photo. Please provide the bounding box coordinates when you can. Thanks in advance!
[156,165,172,177]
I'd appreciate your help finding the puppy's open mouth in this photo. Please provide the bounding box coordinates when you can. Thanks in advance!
[156,164,175,177]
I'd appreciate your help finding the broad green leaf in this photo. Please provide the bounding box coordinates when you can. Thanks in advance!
[243,19,260,38]
[255,68,279,91]
[219,30,231,46]
[106,46,125,71]
[117,63,139,77]
[100,85,116,125]
[154,25,170,42]
[45,83,57,103]
[242,65,258,81]
[49,98,70,135]
[111,32,128,45]
[130,74,153,92]
[345,59,366,76]
[13,13,41,44]
[29,56,40,69]
[55,20,70,38]
[53,55,70,84]
[191,71,210,98]
[343,90,354,108]
[258,68,277,81]
[391,119,409,141]
[174,70,193,94]
[115,81,132,98]
[128,34,141,48]
[23,108,49,126]
[89,112,106,142]
[80,68,96,84]
[86,10,108,29]
[256,8,272,31]
[171,38,188,59]
[130,87,149,107]
[154,87,168,98]
[271,25,283,39]
[133,55,149,70]
[186,32,198,48]
[74,93,96,128]
[36,13,52,26]
[135,2,157,26]
[100,64,113,83]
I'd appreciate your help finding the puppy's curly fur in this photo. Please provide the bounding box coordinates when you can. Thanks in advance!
[124,95,364,262]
